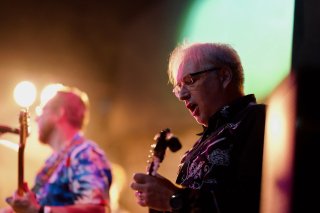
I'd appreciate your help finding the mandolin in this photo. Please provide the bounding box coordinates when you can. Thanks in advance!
[147,128,181,213]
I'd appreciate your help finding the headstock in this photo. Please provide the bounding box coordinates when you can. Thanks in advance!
[147,128,181,176]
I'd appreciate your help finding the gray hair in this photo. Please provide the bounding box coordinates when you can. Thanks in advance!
[167,42,244,92]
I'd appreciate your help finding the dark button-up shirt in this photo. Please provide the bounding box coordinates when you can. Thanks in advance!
[176,94,266,213]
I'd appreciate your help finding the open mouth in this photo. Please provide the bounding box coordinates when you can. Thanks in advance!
[186,103,199,116]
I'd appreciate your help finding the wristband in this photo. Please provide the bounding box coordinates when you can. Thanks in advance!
[170,189,186,211]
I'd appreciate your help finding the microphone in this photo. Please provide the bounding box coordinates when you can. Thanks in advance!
[0,125,20,134]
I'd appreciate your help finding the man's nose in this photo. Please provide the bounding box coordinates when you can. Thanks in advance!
[177,85,191,101]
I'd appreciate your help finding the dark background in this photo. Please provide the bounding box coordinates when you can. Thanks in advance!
[3,0,318,212]
[0,1,200,212]
[291,0,320,212]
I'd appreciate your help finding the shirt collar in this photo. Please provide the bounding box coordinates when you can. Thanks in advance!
[199,94,257,135]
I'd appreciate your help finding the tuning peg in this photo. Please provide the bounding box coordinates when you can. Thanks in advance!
[168,136,182,152]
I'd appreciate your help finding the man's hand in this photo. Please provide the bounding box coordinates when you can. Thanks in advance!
[6,183,41,213]
[130,173,179,211]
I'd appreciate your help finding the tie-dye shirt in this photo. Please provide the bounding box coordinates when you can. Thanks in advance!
[32,133,112,207]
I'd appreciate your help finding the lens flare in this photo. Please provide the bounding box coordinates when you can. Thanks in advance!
[40,83,63,105]
[13,81,37,108]
[35,83,64,115]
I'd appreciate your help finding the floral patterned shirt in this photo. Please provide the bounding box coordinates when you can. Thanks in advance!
[175,94,266,213]
[32,133,112,207]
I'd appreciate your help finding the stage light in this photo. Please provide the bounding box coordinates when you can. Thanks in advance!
[40,83,63,105]
[35,83,63,116]
[13,81,37,108]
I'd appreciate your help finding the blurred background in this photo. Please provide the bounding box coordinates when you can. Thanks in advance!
[0,0,295,212]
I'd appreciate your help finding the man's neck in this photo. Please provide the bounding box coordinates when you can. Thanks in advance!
[49,127,79,152]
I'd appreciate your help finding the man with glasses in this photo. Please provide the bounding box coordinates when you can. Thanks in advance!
[131,42,266,212]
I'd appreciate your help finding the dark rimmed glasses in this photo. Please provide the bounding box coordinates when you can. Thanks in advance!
[172,67,220,97]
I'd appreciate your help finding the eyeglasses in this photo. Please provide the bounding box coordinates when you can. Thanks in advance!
[172,67,220,97]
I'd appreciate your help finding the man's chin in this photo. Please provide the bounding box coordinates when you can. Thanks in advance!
[194,116,207,126]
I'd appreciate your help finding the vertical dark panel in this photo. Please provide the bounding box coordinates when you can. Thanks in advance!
[292,0,320,212]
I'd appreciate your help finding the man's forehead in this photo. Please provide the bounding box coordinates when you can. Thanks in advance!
[174,61,196,82]
[178,62,194,73]
[177,59,210,75]
[35,98,55,116]
[40,95,60,109]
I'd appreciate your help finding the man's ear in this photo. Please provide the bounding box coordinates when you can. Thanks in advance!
[56,107,66,121]
[219,67,233,89]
